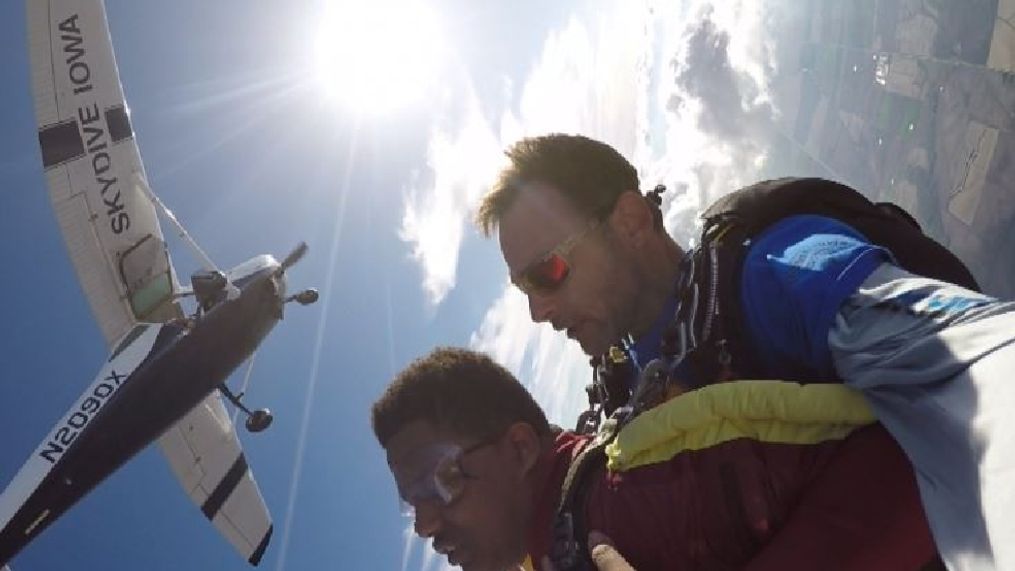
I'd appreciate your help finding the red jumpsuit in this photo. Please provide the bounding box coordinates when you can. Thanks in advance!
[526,425,936,570]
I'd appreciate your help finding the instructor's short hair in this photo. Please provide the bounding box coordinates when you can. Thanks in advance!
[476,133,640,236]
[371,347,550,447]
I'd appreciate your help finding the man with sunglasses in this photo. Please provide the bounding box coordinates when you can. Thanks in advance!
[374,347,935,571]
[475,134,1015,570]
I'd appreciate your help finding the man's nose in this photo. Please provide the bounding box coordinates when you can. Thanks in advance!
[528,292,555,323]
[413,501,442,538]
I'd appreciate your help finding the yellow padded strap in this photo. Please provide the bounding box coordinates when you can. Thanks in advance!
[606,380,875,472]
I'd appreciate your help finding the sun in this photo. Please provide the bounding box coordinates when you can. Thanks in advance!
[313,0,445,114]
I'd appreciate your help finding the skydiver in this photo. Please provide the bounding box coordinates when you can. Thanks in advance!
[475,133,1015,570]
[374,347,936,571]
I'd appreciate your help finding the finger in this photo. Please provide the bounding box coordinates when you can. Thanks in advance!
[590,544,635,571]
[541,555,557,571]
[588,531,635,571]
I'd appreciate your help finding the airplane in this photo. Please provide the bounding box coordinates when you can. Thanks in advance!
[0,0,318,566]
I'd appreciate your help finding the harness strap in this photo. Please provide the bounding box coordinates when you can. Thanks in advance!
[550,421,617,570]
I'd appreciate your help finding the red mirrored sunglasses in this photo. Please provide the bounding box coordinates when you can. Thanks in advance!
[512,218,602,295]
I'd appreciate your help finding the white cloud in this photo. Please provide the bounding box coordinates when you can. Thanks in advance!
[512,12,643,155]
[399,88,505,305]
[641,0,779,247]
[469,284,589,428]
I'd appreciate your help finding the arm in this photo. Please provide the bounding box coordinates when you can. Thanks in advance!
[828,263,1015,569]
[739,214,1015,568]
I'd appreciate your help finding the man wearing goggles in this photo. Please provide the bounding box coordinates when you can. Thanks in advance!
[476,133,1015,569]
[373,347,935,571]
[375,348,550,571]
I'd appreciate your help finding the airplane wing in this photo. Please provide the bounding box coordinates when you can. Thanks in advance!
[25,0,273,564]
[159,397,273,565]
[26,0,179,341]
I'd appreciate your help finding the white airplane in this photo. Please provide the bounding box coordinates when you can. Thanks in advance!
[0,0,318,566]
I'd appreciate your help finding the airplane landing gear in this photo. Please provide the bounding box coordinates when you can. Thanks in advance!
[218,383,274,433]
[245,409,274,433]
[286,288,319,306]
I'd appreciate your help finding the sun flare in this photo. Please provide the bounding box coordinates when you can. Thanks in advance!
[313,0,445,114]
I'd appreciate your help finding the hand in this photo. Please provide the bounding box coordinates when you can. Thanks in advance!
[540,531,635,571]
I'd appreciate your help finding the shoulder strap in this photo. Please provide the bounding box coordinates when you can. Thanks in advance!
[549,423,618,571]
[703,177,979,290]
[702,177,879,234]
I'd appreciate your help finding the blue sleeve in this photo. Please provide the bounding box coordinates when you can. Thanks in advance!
[741,214,893,378]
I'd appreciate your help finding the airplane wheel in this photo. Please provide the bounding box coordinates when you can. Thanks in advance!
[246,409,274,433]
[295,288,319,305]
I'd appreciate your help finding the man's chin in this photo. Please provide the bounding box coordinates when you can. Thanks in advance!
[576,332,615,357]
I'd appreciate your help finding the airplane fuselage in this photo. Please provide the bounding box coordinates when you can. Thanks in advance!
[0,258,284,564]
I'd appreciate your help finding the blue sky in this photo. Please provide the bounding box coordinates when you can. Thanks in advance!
[0,1,793,569]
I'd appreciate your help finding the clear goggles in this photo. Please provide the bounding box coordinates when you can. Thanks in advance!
[396,439,495,517]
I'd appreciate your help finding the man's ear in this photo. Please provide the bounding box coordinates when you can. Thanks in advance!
[503,422,543,478]
[607,191,655,247]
